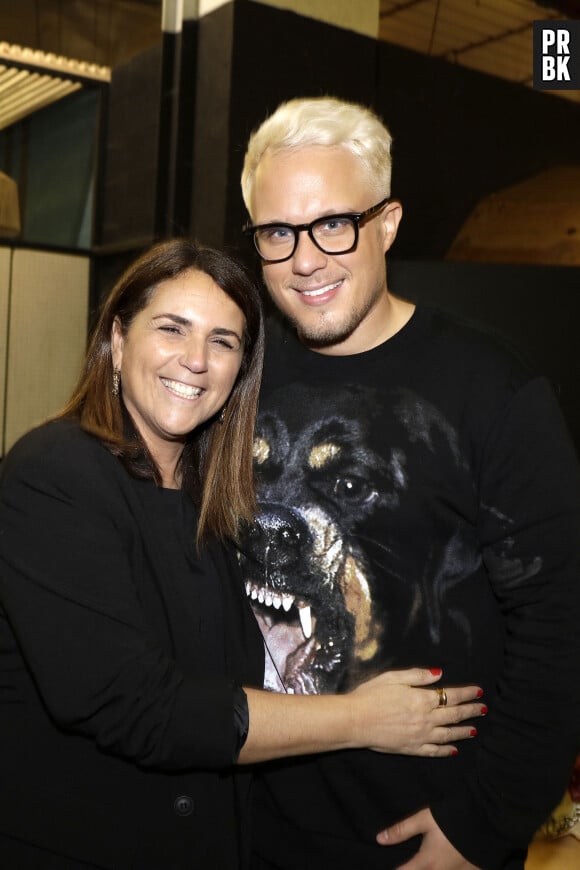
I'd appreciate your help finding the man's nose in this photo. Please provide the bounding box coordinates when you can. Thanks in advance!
[291,230,327,274]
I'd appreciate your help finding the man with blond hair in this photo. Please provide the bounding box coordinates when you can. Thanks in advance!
[239,96,580,869]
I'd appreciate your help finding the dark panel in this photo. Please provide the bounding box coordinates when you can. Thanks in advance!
[155,28,183,238]
[100,43,162,249]
[226,1,380,251]
[90,245,146,331]
[189,2,235,247]
[94,44,162,327]
[173,18,199,237]
[389,259,580,450]
[375,44,580,260]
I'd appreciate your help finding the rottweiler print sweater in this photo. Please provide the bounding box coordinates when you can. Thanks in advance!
[240,305,580,870]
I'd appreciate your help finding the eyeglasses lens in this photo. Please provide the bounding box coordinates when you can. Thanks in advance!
[255,217,356,262]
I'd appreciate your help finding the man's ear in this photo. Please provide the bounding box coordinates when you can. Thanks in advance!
[382,200,403,253]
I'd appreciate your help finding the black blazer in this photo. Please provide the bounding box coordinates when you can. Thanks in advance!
[0,420,264,868]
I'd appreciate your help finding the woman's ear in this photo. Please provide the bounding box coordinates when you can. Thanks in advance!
[110,317,124,370]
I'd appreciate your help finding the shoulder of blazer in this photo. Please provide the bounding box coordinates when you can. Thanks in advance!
[1,418,136,509]
[5,418,110,465]
[0,420,161,582]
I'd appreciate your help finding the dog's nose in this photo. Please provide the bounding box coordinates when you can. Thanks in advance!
[246,505,306,568]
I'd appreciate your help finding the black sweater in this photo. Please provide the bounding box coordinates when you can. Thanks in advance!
[242,306,580,869]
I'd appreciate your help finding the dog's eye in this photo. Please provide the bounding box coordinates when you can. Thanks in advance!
[332,476,375,504]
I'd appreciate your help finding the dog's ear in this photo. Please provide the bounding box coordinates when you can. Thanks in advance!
[339,554,380,662]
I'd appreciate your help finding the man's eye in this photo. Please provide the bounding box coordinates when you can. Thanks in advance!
[319,217,351,234]
[261,227,292,242]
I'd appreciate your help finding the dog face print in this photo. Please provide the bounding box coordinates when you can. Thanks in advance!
[242,384,406,693]
[239,382,538,694]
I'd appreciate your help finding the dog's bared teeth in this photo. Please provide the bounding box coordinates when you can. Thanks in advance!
[265,589,273,607]
[272,593,282,609]
[282,594,294,612]
[258,588,265,604]
[245,581,251,596]
[250,586,258,600]
[298,604,312,639]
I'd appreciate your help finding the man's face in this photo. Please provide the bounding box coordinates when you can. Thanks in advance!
[249,145,401,355]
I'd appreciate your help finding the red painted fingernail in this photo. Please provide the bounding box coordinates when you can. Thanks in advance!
[430,667,442,676]
[470,728,478,737]
[476,688,484,698]
[451,749,459,756]
[480,705,488,715]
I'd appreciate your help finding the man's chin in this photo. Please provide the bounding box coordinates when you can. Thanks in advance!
[295,317,358,351]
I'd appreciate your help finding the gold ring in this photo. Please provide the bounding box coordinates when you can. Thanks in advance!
[436,687,448,707]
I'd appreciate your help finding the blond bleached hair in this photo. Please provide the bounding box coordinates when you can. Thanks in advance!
[241,96,393,217]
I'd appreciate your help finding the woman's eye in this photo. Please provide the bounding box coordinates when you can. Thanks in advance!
[159,324,182,335]
[211,337,240,351]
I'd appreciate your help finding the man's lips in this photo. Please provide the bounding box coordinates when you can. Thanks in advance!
[293,279,343,305]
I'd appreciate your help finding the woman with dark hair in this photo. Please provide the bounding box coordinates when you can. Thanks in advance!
[62,239,263,544]
[0,239,484,869]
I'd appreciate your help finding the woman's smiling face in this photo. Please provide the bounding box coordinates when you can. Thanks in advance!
[111,268,245,476]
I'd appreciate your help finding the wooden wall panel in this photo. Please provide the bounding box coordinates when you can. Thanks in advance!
[3,249,89,454]
[447,167,580,266]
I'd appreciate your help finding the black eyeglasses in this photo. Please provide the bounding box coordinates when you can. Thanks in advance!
[243,196,390,263]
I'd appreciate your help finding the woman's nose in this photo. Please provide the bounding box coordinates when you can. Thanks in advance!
[180,338,208,372]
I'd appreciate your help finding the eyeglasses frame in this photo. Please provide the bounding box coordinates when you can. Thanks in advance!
[243,196,391,263]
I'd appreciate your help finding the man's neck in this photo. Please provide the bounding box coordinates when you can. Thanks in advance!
[302,294,416,357]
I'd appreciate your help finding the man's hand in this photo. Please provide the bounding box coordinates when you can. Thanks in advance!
[376,808,480,869]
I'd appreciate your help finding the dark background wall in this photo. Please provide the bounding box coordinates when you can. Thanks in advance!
[224,2,580,259]
[99,43,162,251]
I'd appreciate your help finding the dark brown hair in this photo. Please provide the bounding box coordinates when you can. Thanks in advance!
[59,238,264,544]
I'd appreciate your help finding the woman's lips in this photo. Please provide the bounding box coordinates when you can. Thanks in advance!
[160,378,203,399]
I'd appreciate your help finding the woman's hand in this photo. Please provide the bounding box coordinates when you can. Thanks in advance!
[348,668,485,757]
[240,668,484,764]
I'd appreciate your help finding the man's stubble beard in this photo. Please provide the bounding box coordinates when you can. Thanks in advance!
[289,283,384,351]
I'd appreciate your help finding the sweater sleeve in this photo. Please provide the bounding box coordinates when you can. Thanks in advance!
[0,423,239,772]
[431,377,580,869]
